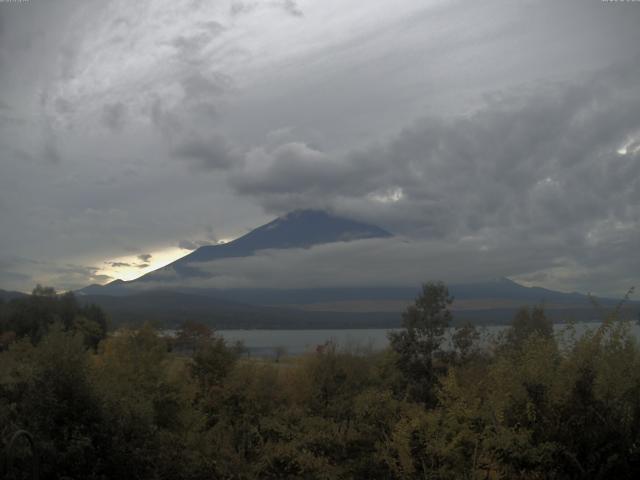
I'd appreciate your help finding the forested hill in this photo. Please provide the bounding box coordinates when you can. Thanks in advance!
[0,289,28,302]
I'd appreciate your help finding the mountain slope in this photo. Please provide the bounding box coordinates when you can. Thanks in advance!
[0,289,29,302]
[79,209,392,295]
[182,209,391,263]
[76,278,640,329]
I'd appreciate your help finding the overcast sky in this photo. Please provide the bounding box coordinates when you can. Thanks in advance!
[1,0,639,296]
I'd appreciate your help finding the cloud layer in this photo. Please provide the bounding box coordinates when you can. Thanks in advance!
[1,0,639,295]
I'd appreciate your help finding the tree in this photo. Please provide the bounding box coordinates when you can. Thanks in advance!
[174,320,213,354]
[0,286,108,348]
[452,322,480,363]
[506,305,553,349]
[191,335,239,392]
[388,281,453,406]
[1,326,105,479]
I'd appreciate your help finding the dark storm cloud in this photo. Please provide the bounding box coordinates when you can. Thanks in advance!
[232,59,640,240]
[233,142,360,201]
[225,57,640,294]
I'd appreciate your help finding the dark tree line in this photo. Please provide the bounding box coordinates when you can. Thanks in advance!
[0,285,107,350]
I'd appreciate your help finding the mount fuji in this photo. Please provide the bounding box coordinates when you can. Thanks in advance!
[75,210,638,328]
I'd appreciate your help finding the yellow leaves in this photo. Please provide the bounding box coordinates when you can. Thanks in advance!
[386,415,420,477]
[525,401,537,423]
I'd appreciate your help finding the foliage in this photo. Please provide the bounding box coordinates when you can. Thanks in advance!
[388,281,453,405]
[2,283,640,479]
[0,286,108,349]
[506,305,554,350]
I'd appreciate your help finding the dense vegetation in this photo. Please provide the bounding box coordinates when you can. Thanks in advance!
[1,283,640,479]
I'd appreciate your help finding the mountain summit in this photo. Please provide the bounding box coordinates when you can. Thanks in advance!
[155,209,392,281]
[80,210,392,294]
[176,209,392,265]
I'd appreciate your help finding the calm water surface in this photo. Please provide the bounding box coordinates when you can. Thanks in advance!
[217,322,640,357]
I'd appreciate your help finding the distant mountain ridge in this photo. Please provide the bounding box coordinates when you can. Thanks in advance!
[0,289,29,302]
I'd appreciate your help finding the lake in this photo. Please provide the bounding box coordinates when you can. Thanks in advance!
[217,322,640,357]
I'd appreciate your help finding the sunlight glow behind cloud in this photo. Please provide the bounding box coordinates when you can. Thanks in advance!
[97,246,187,282]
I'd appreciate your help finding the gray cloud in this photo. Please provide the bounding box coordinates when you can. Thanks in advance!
[230,0,303,17]
[233,60,640,242]
[172,133,242,170]
[230,1,255,17]
[0,257,32,289]
[42,126,61,163]
[106,261,131,268]
[134,228,639,296]
[92,274,113,283]
[179,240,198,250]
[1,0,639,296]
[171,21,224,61]
[137,254,152,262]
[101,102,128,132]
[131,236,566,290]
[0,271,31,285]
[179,238,216,250]
[0,257,109,291]
[181,72,232,100]
[12,262,115,291]
[233,142,355,202]
[224,58,640,295]
[0,99,18,127]
[54,96,74,115]
[279,0,303,17]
